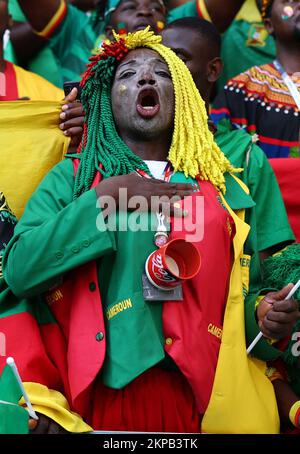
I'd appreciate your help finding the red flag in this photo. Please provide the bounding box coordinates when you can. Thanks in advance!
[269,158,300,242]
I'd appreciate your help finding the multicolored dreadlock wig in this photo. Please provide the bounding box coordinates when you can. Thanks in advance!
[74,27,240,199]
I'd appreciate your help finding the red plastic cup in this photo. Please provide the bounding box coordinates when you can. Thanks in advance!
[145,238,201,291]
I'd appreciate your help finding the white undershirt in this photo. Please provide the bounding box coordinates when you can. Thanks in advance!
[144,160,168,180]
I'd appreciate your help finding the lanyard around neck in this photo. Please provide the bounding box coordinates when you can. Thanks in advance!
[273,59,300,111]
[136,161,173,182]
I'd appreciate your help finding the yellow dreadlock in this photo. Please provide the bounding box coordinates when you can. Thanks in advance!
[114,27,241,193]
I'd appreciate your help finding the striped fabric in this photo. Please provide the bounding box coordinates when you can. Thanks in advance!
[35,0,68,39]
[36,2,104,83]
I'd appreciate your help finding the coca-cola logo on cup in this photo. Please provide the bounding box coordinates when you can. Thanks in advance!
[151,253,177,284]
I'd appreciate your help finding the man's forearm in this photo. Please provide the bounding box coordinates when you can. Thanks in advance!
[17,0,61,32]
[10,22,47,66]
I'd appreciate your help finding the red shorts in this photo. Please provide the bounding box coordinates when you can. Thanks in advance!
[90,367,202,433]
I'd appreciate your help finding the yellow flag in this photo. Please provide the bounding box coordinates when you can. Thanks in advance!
[235,0,261,22]
[0,101,70,219]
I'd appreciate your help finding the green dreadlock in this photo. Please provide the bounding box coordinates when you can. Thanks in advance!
[262,243,300,387]
[262,244,300,302]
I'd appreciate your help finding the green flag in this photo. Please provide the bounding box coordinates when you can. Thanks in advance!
[0,365,28,434]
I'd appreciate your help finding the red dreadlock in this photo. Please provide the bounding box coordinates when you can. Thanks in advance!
[80,38,129,87]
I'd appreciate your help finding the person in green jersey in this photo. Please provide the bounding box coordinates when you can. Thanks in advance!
[5,0,62,87]
[5,0,102,87]
[217,0,276,89]
[15,0,246,83]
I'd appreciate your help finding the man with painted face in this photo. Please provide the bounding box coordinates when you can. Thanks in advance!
[16,0,247,84]
[1,29,289,434]
[212,0,300,159]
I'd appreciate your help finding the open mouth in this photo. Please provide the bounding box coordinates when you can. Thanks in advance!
[136,88,160,119]
[134,21,155,31]
[134,24,151,31]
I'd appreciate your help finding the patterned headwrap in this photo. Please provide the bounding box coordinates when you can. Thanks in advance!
[74,28,240,199]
